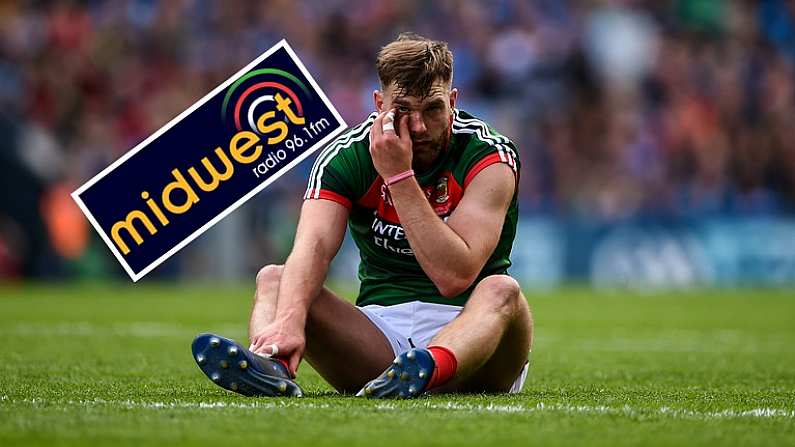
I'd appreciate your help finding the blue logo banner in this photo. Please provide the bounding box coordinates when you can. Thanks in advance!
[72,40,347,281]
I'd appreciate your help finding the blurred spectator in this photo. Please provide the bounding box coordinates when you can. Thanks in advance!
[0,0,794,279]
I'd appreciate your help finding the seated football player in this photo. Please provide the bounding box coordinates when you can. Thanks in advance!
[192,33,533,398]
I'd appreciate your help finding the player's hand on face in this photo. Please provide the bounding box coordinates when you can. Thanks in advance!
[249,320,305,378]
[369,108,413,178]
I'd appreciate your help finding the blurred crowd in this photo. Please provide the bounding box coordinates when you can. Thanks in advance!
[1,0,795,278]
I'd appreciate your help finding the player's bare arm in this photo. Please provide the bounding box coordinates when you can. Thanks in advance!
[369,104,514,297]
[248,199,348,374]
[370,87,515,297]
[393,164,514,296]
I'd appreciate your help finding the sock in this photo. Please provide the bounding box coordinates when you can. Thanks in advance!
[426,345,458,389]
[274,357,290,371]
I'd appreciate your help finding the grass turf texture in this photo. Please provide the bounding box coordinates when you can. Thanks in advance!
[0,284,793,447]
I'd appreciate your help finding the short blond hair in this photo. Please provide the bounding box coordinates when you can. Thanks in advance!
[376,33,453,98]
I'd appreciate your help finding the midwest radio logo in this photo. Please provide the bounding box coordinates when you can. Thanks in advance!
[72,40,346,281]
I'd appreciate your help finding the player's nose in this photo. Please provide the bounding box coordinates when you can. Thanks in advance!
[408,111,427,134]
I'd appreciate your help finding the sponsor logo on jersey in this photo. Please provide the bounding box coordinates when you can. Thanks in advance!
[370,214,414,255]
[360,172,465,256]
[72,40,346,281]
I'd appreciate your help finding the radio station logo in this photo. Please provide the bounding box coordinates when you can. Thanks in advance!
[72,40,347,281]
[220,69,332,179]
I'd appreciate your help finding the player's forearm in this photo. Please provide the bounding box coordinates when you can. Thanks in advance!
[273,240,332,329]
[388,179,478,296]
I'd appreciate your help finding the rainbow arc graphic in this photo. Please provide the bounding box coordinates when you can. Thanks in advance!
[222,68,312,132]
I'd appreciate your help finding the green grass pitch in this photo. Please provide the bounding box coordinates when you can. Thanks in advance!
[0,283,793,446]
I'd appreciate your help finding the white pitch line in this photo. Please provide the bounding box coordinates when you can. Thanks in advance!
[2,396,793,420]
[375,402,795,419]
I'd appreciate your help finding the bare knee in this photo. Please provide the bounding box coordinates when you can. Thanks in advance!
[255,264,283,296]
[470,275,523,318]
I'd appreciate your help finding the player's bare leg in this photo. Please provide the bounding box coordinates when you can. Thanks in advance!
[249,264,395,393]
[359,275,532,397]
[247,264,284,338]
[431,275,532,392]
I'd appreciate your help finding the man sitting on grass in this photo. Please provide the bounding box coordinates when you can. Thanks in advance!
[192,33,533,398]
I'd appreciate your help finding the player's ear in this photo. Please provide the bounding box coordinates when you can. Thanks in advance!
[373,90,384,113]
[449,88,458,109]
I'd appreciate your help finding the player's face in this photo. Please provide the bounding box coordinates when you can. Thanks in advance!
[375,81,458,171]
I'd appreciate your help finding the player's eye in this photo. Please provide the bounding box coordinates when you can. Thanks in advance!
[424,106,444,118]
[397,106,410,113]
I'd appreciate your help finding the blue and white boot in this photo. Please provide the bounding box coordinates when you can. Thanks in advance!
[356,348,435,399]
[191,333,303,397]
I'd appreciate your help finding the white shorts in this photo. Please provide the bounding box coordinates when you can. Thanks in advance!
[358,300,529,393]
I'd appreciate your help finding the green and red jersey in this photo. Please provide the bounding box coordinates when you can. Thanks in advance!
[304,109,519,307]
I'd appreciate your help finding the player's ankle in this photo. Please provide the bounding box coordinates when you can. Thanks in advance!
[426,345,458,389]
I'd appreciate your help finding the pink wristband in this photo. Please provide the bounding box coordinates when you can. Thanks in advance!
[384,169,415,186]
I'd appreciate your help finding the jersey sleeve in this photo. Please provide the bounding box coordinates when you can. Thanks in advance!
[304,115,376,209]
[304,155,354,209]
[458,119,520,189]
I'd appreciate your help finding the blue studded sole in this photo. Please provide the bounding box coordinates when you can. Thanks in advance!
[357,348,434,399]
[191,333,303,397]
